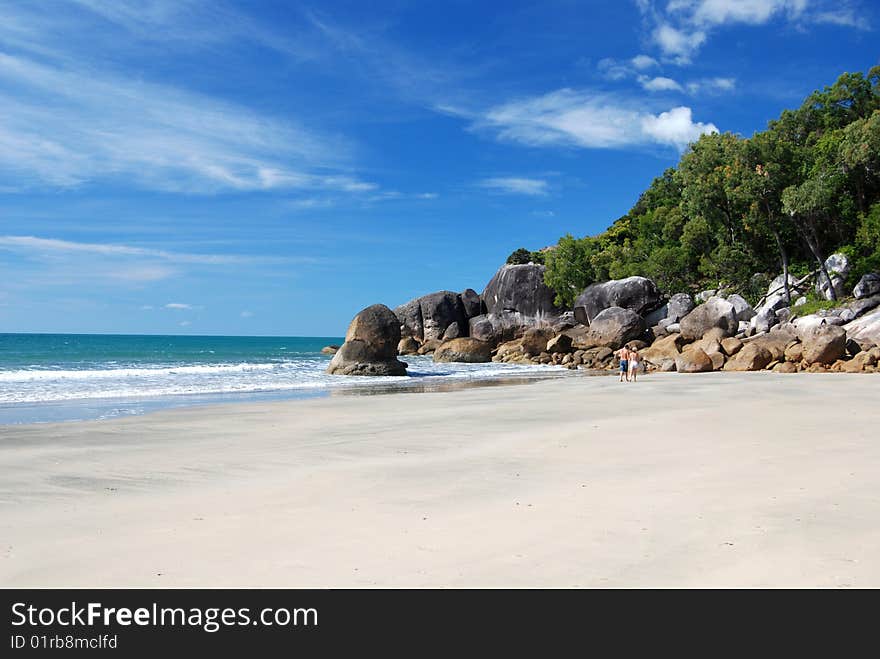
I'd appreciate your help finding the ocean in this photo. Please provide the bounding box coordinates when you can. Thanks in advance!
[0,334,564,424]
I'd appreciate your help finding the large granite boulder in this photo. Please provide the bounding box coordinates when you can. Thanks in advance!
[667,293,695,323]
[844,308,880,350]
[750,307,778,334]
[521,327,556,356]
[546,333,573,354]
[675,348,713,373]
[482,263,560,319]
[327,304,408,376]
[679,297,738,341]
[395,290,466,342]
[573,276,662,324]
[793,313,846,334]
[643,304,669,328]
[854,273,880,300]
[848,294,880,320]
[582,307,646,349]
[816,253,851,301]
[800,325,847,365]
[398,336,420,355]
[468,311,539,345]
[641,333,684,366]
[721,337,743,356]
[727,294,756,322]
[394,297,424,340]
[460,288,484,319]
[749,328,797,362]
[433,338,493,363]
[724,344,772,371]
[757,274,807,314]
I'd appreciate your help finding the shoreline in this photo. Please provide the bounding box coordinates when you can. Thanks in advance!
[0,364,574,426]
[2,372,879,587]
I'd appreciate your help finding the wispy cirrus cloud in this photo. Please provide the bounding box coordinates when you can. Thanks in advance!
[0,235,285,265]
[0,235,312,288]
[0,2,377,194]
[476,89,717,152]
[479,177,549,196]
[639,76,684,92]
[639,1,867,64]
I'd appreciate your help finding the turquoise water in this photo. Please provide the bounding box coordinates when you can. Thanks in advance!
[0,334,559,424]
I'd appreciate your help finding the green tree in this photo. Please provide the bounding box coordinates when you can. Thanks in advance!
[542,234,598,307]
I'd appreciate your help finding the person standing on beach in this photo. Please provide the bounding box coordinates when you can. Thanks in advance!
[615,346,630,382]
[628,345,640,382]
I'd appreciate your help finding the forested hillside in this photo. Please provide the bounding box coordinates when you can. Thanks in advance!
[519,67,880,308]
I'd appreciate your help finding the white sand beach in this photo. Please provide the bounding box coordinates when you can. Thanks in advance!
[1,372,878,588]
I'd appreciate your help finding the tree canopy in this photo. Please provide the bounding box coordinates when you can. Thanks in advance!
[541,67,880,307]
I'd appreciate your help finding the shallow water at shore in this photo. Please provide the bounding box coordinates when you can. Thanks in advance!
[0,332,576,424]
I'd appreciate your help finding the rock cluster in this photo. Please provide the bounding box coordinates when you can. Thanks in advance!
[330,260,880,377]
[326,304,408,376]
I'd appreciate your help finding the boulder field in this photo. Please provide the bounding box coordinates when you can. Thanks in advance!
[328,263,880,376]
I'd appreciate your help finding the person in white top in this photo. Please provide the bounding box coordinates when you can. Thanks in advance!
[628,345,640,382]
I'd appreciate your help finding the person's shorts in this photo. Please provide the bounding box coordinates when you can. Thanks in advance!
[619,360,628,372]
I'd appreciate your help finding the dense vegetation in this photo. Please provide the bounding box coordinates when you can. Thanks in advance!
[510,67,880,308]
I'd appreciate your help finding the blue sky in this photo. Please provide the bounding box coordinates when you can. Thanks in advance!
[0,0,876,335]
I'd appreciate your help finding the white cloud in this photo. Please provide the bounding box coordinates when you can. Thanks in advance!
[478,89,717,151]
[640,76,684,92]
[640,1,848,63]
[165,303,192,310]
[810,8,869,29]
[179,321,192,327]
[686,77,737,94]
[0,3,379,194]
[240,310,254,318]
[0,235,312,290]
[641,106,717,148]
[631,55,659,70]
[652,23,707,62]
[597,58,632,80]
[531,210,556,218]
[670,0,807,27]
[0,235,270,265]
[479,177,549,196]
[365,191,440,202]
[141,305,154,310]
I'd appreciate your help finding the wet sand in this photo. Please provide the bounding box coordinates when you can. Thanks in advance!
[1,372,878,587]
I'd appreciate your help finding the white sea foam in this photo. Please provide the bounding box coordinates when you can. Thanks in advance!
[0,356,562,404]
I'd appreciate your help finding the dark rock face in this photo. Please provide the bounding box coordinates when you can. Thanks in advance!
[582,307,646,349]
[468,311,534,345]
[327,304,408,376]
[521,327,556,356]
[394,290,467,342]
[394,298,424,340]
[667,293,695,323]
[432,338,493,363]
[419,291,466,342]
[460,288,484,319]
[574,276,663,324]
[482,264,560,319]
[854,273,880,300]
[442,322,461,340]
[547,334,573,353]
[680,297,738,340]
